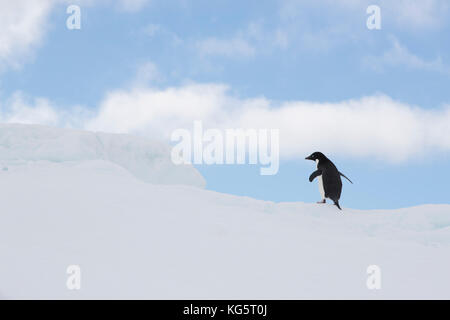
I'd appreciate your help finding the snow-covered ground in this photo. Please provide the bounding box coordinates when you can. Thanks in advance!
[0,124,449,299]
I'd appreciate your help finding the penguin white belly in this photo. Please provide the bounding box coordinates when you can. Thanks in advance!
[318,175,325,200]
[316,160,325,200]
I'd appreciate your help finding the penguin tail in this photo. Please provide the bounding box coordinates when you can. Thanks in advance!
[339,172,353,184]
[334,200,342,210]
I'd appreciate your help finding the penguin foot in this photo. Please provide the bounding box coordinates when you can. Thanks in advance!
[317,199,326,204]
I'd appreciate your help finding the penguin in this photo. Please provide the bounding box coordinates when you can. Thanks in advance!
[305,152,353,210]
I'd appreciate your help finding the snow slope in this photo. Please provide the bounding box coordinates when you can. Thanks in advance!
[0,124,449,299]
[0,123,205,187]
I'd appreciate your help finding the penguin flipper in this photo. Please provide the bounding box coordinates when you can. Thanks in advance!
[309,169,322,182]
[339,172,353,184]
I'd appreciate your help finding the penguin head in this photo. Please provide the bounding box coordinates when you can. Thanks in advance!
[305,152,327,162]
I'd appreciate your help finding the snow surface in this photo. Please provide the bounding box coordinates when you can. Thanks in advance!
[0,123,205,188]
[0,124,449,299]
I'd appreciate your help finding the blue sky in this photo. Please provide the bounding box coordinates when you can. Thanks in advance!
[1,0,450,209]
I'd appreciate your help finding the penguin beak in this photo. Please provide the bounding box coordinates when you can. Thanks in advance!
[305,155,313,160]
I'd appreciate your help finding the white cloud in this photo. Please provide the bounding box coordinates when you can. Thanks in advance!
[274,0,450,54]
[386,0,450,30]
[3,83,450,163]
[194,21,291,58]
[0,91,93,128]
[82,84,450,163]
[363,36,450,74]
[281,0,450,30]
[86,84,233,134]
[0,0,54,69]
[0,0,151,70]
[0,92,59,125]
[0,0,447,70]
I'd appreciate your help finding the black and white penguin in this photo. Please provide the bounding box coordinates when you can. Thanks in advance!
[305,152,352,210]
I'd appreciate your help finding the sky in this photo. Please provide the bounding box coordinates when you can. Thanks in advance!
[0,0,449,209]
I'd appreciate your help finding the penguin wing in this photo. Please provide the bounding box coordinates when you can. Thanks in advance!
[339,172,353,184]
[309,169,322,182]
